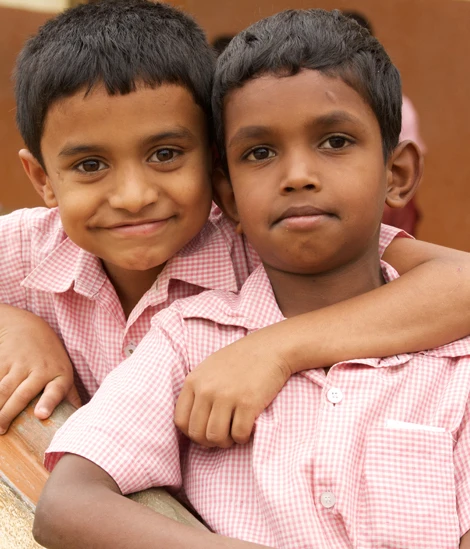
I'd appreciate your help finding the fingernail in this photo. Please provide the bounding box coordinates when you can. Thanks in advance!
[35,407,48,418]
[0,429,6,435]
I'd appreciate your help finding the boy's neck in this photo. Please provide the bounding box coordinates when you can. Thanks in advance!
[102,263,165,319]
[266,254,384,318]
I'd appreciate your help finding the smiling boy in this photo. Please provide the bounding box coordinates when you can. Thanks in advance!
[35,9,470,549]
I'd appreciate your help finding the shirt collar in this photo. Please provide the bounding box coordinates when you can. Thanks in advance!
[159,221,239,293]
[21,238,107,298]
[22,219,239,301]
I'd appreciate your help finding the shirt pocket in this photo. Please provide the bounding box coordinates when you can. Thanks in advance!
[358,425,459,549]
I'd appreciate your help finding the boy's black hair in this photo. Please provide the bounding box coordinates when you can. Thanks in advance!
[341,10,374,35]
[15,0,215,168]
[213,9,401,168]
[212,35,234,57]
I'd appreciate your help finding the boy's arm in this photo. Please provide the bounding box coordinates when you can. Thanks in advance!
[0,209,80,432]
[461,531,470,548]
[175,237,470,447]
[0,304,80,433]
[34,454,271,549]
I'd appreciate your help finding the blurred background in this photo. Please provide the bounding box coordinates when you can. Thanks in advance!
[0,0,469,251]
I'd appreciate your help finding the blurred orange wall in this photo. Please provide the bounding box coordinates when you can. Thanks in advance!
[0,6,49,210]
[1,0,469,251]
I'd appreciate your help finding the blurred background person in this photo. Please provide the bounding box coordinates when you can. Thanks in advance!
[343,10,426,236]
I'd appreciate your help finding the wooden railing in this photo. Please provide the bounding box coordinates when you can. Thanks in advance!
[0,398,206,549]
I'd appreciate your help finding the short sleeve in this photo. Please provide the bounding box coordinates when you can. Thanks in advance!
[0,209,30,306]
[45,307,190,495]
[378,223,413,258]
[453,381,470,536]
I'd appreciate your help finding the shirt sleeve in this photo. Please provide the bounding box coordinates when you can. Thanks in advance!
[0,209,30,306]
[44,306,190,496]
[378,223,413,258]
[453,370,470,537]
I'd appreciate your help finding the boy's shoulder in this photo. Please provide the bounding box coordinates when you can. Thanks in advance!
[421,335,470,361]
[152,265,279,333]
[1,206,67,250]
[0,207,86,293]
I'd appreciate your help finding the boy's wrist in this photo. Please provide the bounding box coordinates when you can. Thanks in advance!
[264,318,321,376]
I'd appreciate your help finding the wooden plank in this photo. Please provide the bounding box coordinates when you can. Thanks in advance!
[0,397,207,544]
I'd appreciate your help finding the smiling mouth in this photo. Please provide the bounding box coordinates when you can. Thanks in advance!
[105,218,173,236]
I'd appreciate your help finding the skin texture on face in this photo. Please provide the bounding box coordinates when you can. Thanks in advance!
[221,70,400,315]
[25,83,212,295]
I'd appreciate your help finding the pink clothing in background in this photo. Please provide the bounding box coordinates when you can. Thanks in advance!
[382,95,426,235]
[46,246,470,549]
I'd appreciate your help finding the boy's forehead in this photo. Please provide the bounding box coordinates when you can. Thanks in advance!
[223,70,378,139]
[41,82,208,155]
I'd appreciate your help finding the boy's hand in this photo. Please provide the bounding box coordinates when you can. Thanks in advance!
[174,331,292,448]
[0,305,81,434]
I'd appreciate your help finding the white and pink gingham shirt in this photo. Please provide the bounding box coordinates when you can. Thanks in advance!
[46,261,470,549]
[0,205,253,399]
[0,206,401,400]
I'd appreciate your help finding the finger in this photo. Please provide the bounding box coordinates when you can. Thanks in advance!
[0,375,43,434]
[34,377,75,419]
[231,407,256,445]
[0,369,28,414]
[206,402,234,449]
[187,396,214,447]
[174,384,195,435]
[65,384,82,410]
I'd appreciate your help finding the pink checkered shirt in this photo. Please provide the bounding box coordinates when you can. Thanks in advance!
[0,205,253,399]
[46,260,470,549]
[0,206,401,400]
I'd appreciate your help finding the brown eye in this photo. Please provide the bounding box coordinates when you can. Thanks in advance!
[328,136,347,148]
[150,149,179,163]
[76,159,106,173]
[246,147,275,161]
[320,136,352,150]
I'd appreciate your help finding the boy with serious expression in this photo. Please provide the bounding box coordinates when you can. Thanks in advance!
[223,70,400,315]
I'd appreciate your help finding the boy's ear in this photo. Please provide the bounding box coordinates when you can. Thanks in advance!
[385,140,423,209]
[212,167,243,233]
[18,149,58,208]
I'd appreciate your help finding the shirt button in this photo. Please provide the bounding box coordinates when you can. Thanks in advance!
[124,342,137,358]
[327,387,343,404]
[320,491,336,508]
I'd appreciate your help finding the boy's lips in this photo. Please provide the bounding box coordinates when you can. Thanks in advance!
[274,205,333,229]
[104,217,173,236]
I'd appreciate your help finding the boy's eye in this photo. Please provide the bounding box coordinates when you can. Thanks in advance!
[245,147,275,161]
[149,148,179,163]
[320,136,350,149]
[76,159,107,173]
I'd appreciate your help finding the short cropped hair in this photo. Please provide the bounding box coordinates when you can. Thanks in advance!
[15,0,215,167]
[213,9,402,167]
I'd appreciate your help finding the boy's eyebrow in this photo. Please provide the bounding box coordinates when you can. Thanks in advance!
[59,144,107,158]
[139,127,196,147]
[314,111,366,128]
[227,126,269,149]
[228,111,366,149]
[58,128,197,158]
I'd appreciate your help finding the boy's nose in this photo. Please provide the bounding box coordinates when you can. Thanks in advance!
[280,159,321,194]
[109,168,159,213]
